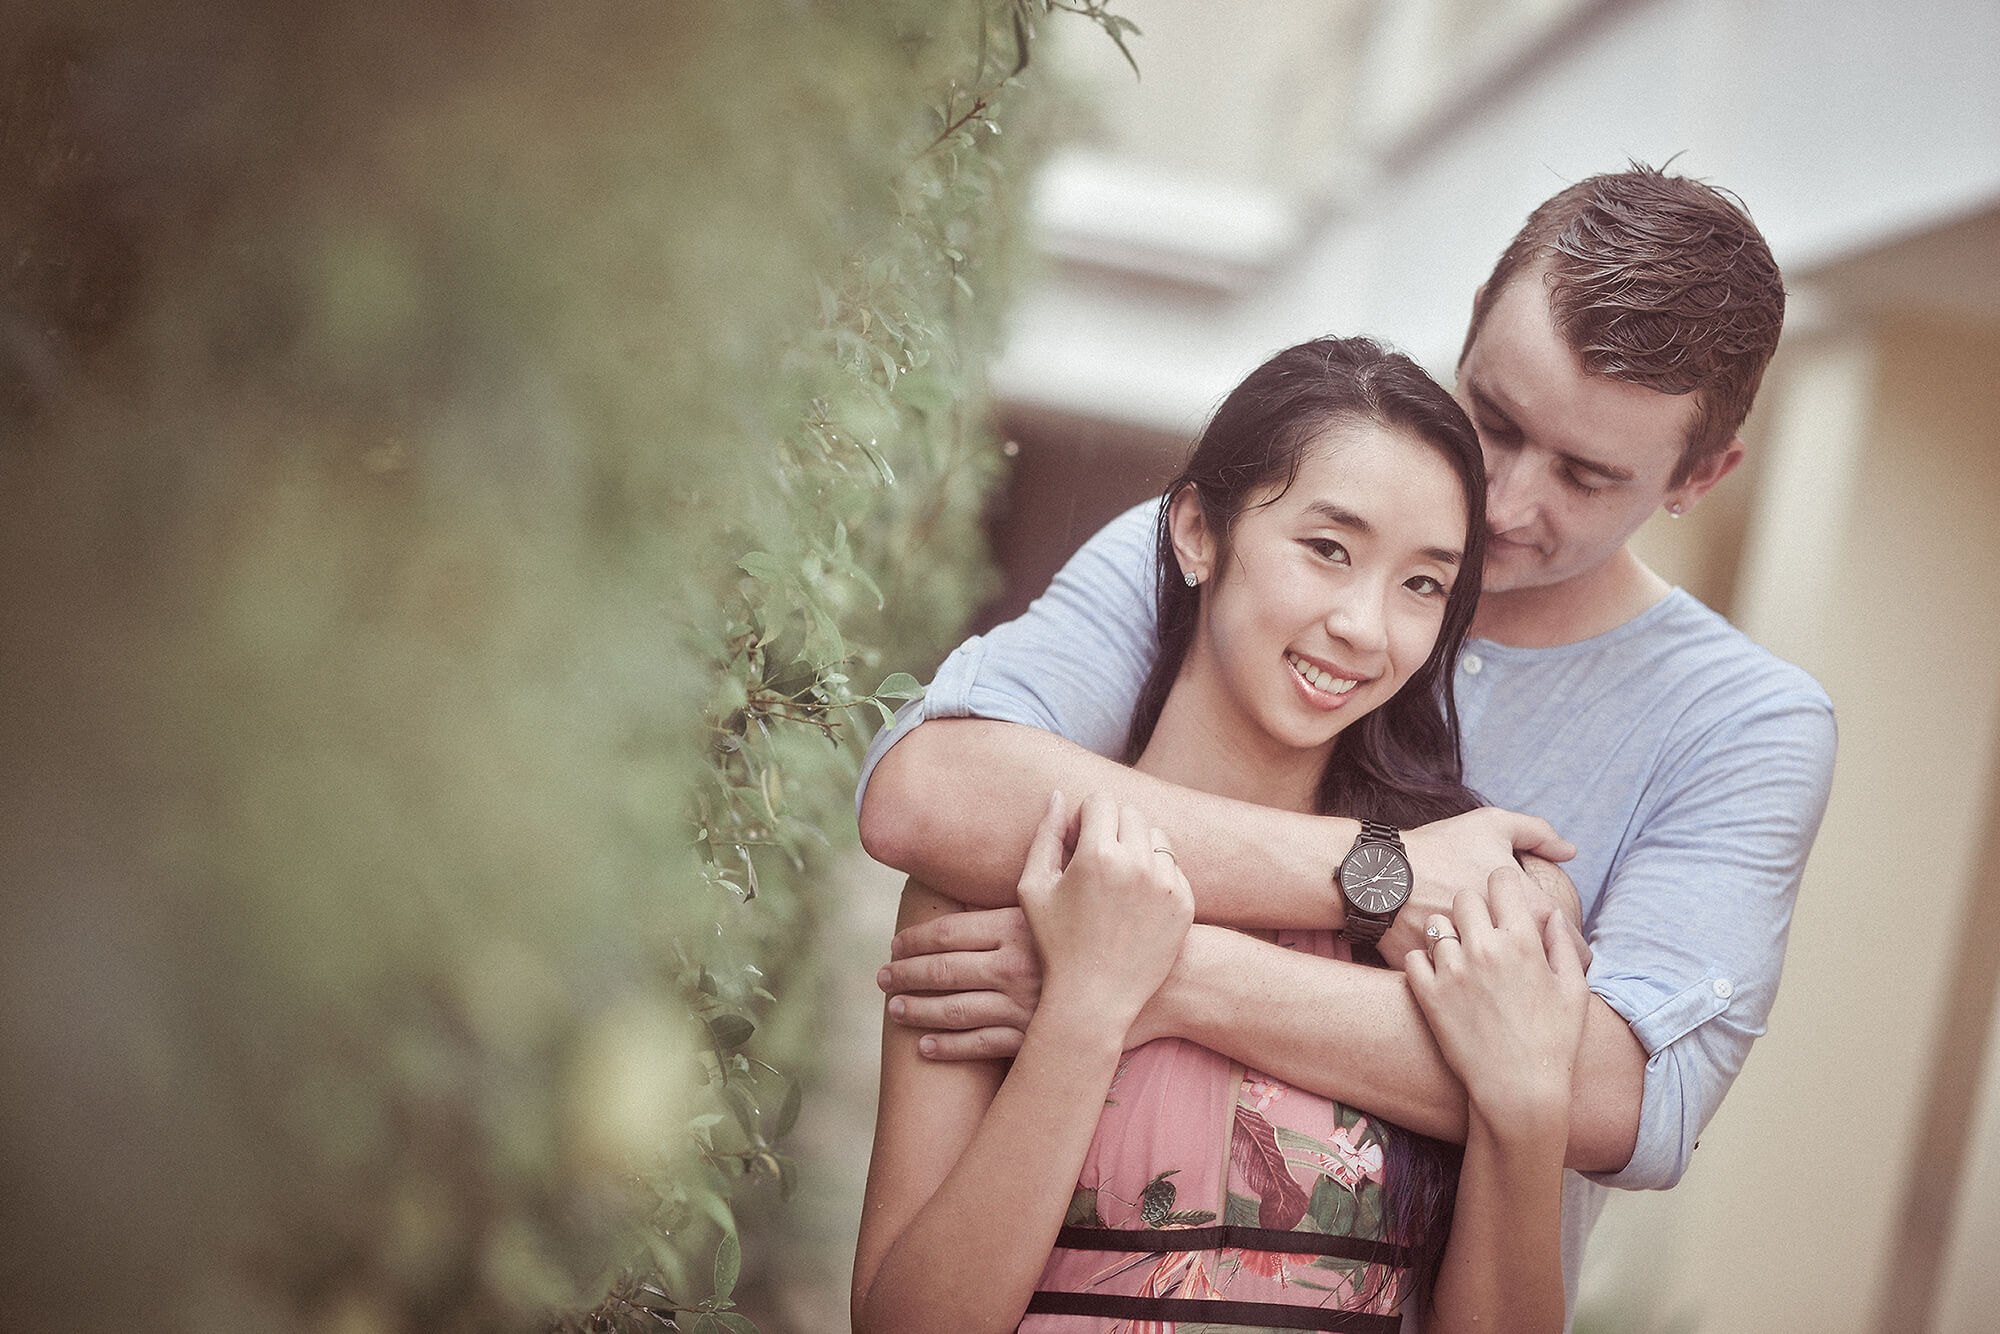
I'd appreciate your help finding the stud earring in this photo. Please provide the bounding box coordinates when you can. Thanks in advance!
[1667,502,1685,518]
[1183,571,1199,587]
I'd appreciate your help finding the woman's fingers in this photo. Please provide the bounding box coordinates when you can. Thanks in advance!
[1449,884,1498,942]
[1116,798,1150,851]
[1073,789,1120,860]
[1543,909,1590,982]
[1481,861,1539,929]
[1018,789,1071,899]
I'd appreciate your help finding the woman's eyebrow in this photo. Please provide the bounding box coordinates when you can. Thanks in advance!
[1305,500,1461,567]
[1304,499,1369,532]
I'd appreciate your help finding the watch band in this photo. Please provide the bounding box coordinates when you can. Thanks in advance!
[1357,820,1403,846]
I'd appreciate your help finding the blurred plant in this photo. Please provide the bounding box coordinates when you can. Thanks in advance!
[0,1,1131,1331]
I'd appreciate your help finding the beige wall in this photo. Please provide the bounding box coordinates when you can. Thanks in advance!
[1585,313,2000,1331]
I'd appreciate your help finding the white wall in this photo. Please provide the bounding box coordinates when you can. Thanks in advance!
[998,0,2000,432]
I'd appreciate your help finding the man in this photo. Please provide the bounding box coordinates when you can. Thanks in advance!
[855,164,1837,1319]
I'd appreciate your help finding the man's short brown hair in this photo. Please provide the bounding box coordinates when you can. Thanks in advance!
[1460,163,1785,487]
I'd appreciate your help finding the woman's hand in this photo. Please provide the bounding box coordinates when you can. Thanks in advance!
[1404,863,1590,1131]
[1017,790,1193,1037]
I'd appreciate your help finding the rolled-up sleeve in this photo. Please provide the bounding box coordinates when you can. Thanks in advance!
[1582,689,1837,1190]
[855,500,1163,811]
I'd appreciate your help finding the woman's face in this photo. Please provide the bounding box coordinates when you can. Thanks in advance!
[1173,420,1469,763]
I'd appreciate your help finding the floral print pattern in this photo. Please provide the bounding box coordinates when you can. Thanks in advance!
[1024,930,1409,1331]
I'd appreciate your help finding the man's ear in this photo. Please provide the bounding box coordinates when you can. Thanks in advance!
[1167,487,1215,586]
[1672,437,1746,510]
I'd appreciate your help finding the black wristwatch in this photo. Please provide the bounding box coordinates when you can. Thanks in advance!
[1338,821,1412,950]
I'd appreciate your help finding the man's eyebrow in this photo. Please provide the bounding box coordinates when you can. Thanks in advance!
[1561,452,1636,484]
[1467,383,1515,429]
[1305,500,1461,567]
[1468,382,1636,483]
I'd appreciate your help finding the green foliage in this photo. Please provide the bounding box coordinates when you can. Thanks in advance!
[0,2,1133,1331]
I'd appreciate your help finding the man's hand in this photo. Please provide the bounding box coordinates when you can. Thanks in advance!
[1384,807,1578,964]
[879,899,1042,1060]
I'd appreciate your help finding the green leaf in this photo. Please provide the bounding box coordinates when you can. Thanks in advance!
[707,1014,755,1051]
[720,1080,760,1138]
[712,1231,741,1300]
[716,1314,759,1334]
[643,1229,692,1306]
[873,672,923,700]
[772,1075,803,1140]
[737,551,792,584]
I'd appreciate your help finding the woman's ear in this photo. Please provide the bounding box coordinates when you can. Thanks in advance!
[1167,487,1215,587]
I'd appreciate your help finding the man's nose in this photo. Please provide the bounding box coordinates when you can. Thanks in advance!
[1484,450,1532,533]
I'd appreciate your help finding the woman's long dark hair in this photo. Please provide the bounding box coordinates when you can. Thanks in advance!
[1124,336,1488,1313]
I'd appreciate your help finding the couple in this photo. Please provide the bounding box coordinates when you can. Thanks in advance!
[851,165,1838,1330]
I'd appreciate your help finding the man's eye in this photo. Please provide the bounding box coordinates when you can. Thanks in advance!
[1560,467,1607,495]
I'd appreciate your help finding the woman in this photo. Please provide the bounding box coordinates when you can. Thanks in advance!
[852,337,1589,1332]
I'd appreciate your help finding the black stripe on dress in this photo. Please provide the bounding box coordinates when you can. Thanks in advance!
[1023,1290,1401,1332]
[1052,1224,1410,1268]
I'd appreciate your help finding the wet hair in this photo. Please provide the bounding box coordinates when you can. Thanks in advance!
[1461,161,1785,486]
[1123,335,1484,1311]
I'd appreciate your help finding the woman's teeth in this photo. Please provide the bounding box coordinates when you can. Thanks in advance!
[1287,652,1357,695]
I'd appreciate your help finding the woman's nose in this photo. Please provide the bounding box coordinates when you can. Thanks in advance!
[1325,583,1389,656]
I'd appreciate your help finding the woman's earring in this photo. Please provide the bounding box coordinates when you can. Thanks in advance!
[1183,571,1199,587]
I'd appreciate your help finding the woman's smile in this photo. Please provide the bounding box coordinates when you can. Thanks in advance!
[1284,649,1364,710]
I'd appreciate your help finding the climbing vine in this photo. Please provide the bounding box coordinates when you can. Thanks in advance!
[0,1,1133,1331]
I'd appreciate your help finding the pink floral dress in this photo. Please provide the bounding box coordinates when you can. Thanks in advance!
[1021,930,1411,1333]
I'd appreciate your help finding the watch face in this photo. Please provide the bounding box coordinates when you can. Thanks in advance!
[1340,843,1411,916]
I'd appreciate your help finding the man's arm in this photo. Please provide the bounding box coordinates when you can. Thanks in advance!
[859,499,1571,932]
[867,720,1575,932]
[1576,684,1837,1190]
[866,718,1356,926]
[880,857,1629,1167]
[1144,917,1643,1173]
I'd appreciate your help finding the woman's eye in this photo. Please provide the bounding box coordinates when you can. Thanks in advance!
[1406,575,1446,597]
[1305,538,1349,564]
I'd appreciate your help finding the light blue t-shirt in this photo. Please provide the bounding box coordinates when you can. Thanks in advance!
[858,500,1836,1309]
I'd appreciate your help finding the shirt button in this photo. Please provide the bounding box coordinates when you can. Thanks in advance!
[1712,978,1734,999]
[1462,653,1484,675]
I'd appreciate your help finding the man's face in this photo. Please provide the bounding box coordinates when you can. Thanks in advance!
[1454,269,1709,599]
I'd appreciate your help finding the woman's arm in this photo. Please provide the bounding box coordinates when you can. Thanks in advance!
[1407,866,1591,1333]
[852,793,1192,1334]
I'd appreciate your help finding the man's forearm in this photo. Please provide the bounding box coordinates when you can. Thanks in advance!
[860,718,1358,928]
[1154,925,1643,1172]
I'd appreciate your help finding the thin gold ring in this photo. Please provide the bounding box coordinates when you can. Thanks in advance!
[1152,847,1178,865]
